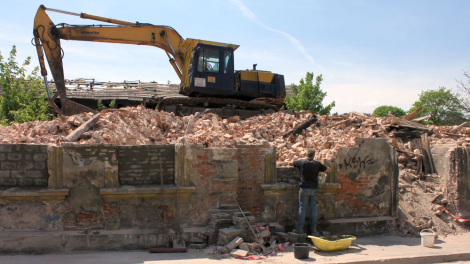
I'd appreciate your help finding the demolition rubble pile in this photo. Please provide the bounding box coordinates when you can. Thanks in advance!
[2,105,470,168]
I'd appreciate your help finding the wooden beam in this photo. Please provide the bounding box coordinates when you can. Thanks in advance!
[402,107,423,121]
[64,113,101,142]
[283,116,318,138]
[450,122,468,133]
[325,118,350,129]
[412,115,431,122]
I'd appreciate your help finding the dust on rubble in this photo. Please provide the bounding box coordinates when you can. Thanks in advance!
[1,106,469,236]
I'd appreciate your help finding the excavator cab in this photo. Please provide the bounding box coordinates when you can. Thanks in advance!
[185,43,235,97]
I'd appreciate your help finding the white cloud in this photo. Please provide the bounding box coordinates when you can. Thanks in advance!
[230,0,315,65]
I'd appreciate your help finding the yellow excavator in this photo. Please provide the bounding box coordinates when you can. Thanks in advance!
[33,5,286,116]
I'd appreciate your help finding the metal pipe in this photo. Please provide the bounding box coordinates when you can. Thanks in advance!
[43,76,51,99]
[43,6,80,17]
[42,5,135,26]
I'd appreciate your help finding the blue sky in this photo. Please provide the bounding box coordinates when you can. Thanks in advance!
[0,0,469,114]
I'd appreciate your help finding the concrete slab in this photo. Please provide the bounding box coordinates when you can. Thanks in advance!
[0,234,470,264]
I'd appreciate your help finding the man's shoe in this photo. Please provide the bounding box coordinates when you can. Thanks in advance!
[292,228,303,234]
[310,231,320,237]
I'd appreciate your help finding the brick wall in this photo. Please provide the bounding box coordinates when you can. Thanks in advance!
[0,144,48,187]
[236,144,274,218]
[118,145,175,185]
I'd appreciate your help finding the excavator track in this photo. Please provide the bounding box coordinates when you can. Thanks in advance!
[156,96,280,111]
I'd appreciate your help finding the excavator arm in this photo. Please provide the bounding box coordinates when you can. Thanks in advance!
[33,5,187,115]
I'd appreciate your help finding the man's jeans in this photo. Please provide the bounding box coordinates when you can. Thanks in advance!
[296,188,318,232]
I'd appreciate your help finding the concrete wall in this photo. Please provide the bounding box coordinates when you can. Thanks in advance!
[432,146,470,217]
[0,144,48,187]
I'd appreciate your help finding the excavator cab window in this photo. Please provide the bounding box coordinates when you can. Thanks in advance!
[197,48,220,73]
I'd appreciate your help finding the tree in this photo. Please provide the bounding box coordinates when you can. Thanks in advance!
[409,87,466,125]
[0,45,50,125]
[372,105,406,117]
[457,69,470,116]
[285,72,335,115]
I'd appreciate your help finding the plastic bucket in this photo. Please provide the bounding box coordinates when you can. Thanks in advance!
[420,229,435,247]
[293,243,310,259]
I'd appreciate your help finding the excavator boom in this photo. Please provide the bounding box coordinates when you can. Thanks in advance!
[33,5,284,116]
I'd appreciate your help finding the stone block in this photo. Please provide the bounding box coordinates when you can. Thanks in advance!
[29,170,46,179]
[0,145,12,152]
[269,223,285,233]
[0,153,5,161]
[226,236,243,250]
[33,153,48,162]
[274,232,289,242]
[18,178,33,186]
[34,162,46,170]
[218,228,241,245]
[230,249,249,257]
[0,170,10,178]
[0,178,16,185]
[287,232,300,242]
[11,170,26,179]
[210,212,231,221]
[1,162,17,170]
[209,219,232,230]
[7,153,22,161]
[233,216,255,225]
[233,211,251,217]
[299,233,308,242]
[236,220,251,230]
[34,179,47,186]
[219,227,242,237]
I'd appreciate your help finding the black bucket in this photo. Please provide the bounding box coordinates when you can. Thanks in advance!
[293,243,310,259]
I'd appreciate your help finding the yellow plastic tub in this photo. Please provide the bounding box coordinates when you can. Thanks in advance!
[308,235,356,252]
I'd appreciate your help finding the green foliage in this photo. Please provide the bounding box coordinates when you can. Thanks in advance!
[373,105,406,117]
[97,100,106,111]
[285,72,335,115]
[109,99,116,109]
[97,99,116,111]
[409,87,467,125]
[0,45,50,125]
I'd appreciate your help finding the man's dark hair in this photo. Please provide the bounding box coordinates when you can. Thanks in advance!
[307,149,316,159]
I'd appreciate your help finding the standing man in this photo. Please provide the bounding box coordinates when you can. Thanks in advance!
[293,149,330,236]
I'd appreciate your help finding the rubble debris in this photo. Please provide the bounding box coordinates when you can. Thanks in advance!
[226,237,243,251]
[1,106,469,239]
[230,249,249,257]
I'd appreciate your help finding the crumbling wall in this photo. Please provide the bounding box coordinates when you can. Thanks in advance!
[0,140,399,253]
[335,138,398,218]
[0,144,48,187]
